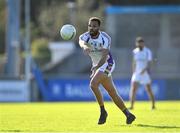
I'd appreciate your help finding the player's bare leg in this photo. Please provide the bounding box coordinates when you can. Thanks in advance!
[101,76,127,110]
[129,82,138,110]
[101,75,136,124]
[90,71,108,124]
[90,75,104,107]
[145,84,155,109]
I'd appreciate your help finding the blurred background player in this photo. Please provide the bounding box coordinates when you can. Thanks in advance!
[129,37,156,110]
[79,17,135,125]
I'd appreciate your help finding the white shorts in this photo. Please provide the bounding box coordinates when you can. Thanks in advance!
[131,71,151,85]
[98,61,115,77]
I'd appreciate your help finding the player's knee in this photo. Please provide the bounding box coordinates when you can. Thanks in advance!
[107,89,116,96]
[131,86,137,92]
[146,88,152,94]
[145,85,152,91]
[90,80,99,89]
[132,88,137,93]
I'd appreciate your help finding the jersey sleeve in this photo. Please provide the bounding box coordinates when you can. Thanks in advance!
[79,33,90,43]
[101,32,111,49]
[132,49,136,60]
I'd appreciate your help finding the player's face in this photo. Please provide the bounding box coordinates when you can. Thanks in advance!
[88,20,100,36]
[136,42,144,50]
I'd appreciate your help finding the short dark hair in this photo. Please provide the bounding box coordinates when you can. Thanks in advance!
[136,36,144,42]
[89,17,101,26]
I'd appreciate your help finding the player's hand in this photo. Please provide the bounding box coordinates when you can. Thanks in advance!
[91,66,98,72]
[90,71,95,79]
[90,66,98,79]
[140,69,146,75]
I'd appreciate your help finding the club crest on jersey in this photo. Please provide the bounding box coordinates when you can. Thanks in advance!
[90,40,103,49]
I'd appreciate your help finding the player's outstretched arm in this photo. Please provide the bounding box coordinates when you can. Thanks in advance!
[79,40,91,55]
[140,60,152,74]
[90,49,109,78]
[79,40,90,49]
[132,59,136,73]
[93,49,109,70]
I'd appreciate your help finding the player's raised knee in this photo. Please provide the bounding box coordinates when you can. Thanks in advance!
[90,80,99,89]
[108,89,118,98]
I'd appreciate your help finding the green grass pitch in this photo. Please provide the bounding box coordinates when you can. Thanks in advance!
[0,101,180,133]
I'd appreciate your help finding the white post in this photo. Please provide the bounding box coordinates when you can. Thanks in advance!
[6,0,21,77]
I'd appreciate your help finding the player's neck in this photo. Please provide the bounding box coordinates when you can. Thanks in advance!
[91,32,100,39]
[139,46,144,51]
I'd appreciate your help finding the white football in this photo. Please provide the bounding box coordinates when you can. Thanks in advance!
[60,24,76,40]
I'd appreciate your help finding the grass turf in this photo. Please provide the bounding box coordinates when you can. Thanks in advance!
[0,101,180,133]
